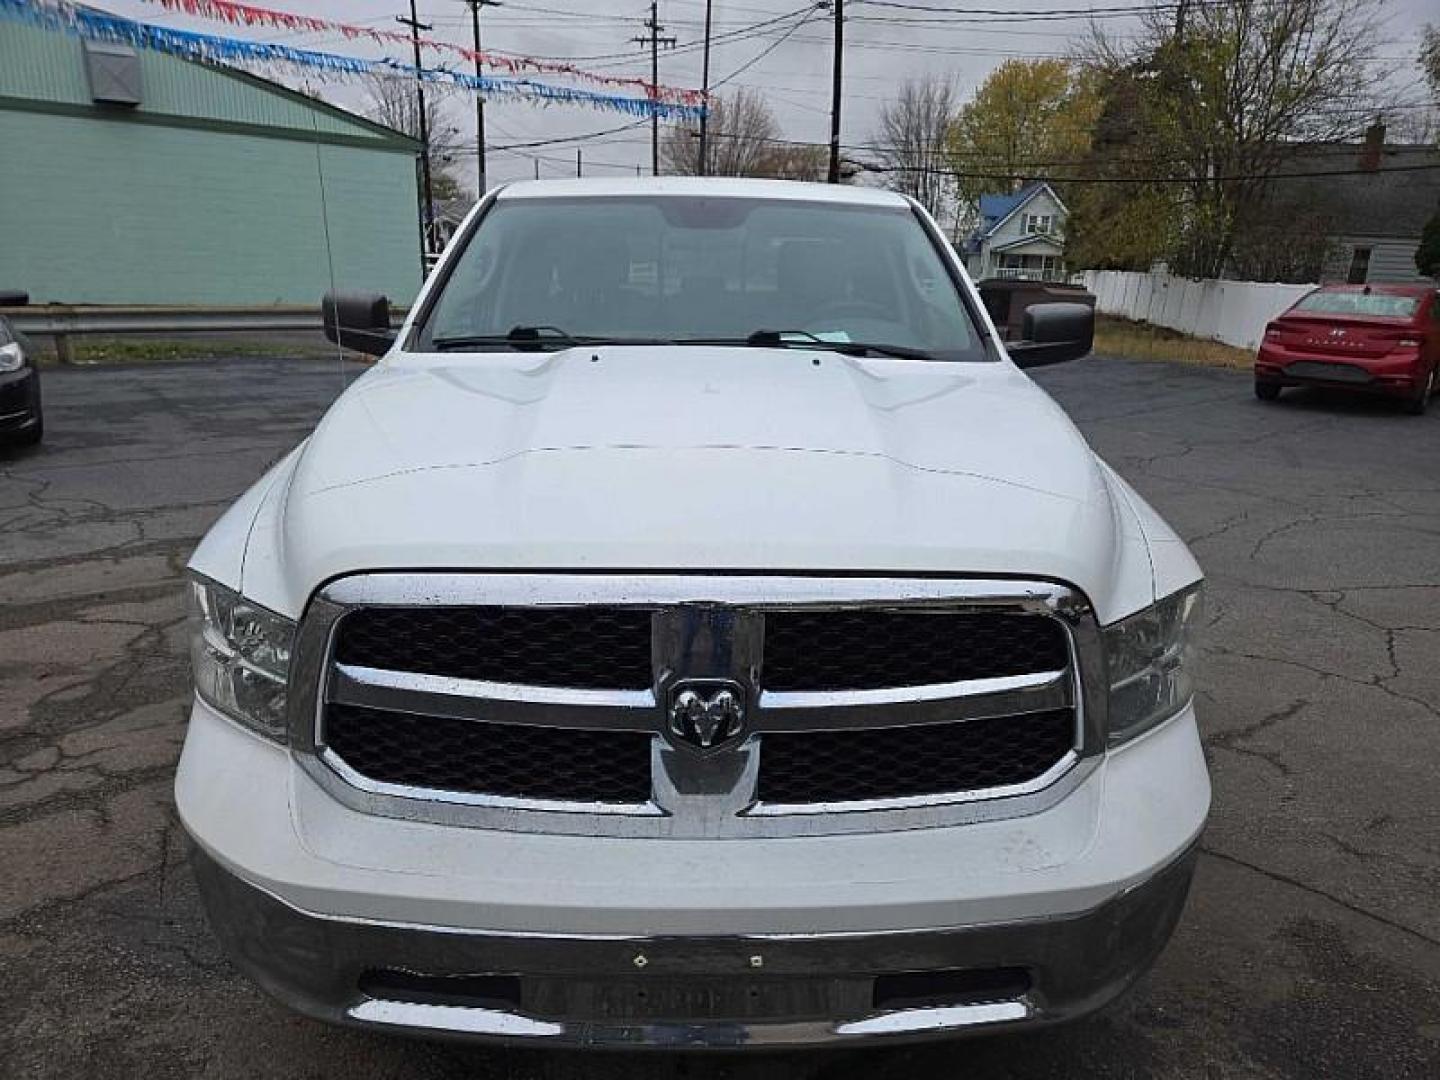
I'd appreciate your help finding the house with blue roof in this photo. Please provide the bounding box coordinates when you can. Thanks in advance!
[960,182,1069,282]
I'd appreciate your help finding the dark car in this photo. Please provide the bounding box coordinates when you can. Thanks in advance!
[0,304,43,447]
[1254,284,1439,414]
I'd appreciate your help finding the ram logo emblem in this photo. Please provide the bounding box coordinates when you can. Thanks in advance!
[667,681,747,751]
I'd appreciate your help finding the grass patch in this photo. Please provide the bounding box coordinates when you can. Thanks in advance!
[31,337,343,367]
[1092,315,1253,370]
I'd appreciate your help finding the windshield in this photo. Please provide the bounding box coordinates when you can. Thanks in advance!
[417,195,986,360]
[1294,291,1419,319]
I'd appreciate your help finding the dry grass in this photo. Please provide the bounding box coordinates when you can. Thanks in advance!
[1092,315,1254,370]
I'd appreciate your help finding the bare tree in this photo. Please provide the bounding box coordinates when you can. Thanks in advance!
[874,76,957,220]
[662,90,794,178]
[363,74,463,200]
[764,143,828,181]
[1423,24,1440,105]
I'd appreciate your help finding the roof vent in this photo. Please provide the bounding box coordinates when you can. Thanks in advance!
[82,39,142,106]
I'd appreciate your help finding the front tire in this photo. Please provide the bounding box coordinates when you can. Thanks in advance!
[1255,380,1281,402]
[1404,368,1434,416]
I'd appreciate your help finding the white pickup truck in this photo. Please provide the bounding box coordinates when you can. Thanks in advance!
[177,178,1209,1049]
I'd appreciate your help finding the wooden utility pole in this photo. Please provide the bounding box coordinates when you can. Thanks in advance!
[632,2,676,175]
[464,0,501,198]
[827,0,843,184]
[397,0,436,252]
[697,0,713,176]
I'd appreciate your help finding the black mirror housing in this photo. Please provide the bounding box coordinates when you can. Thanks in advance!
[1006,302,1095,369]
[322,291,396,356]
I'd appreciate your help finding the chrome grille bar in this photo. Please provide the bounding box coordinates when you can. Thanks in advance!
[330,664,657,731]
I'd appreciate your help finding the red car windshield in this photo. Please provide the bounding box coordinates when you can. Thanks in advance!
[1293,292,1419,319]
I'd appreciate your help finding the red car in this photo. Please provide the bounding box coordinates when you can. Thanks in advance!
[1254,284,1439,414]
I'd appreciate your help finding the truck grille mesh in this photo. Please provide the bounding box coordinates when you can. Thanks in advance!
[334,607,654,690]
[325,704,654,803]
[761,611,1068,691]
[318,595,1080,816]
[756,709,1075,804]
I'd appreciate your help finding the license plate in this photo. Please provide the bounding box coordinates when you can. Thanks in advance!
[575,977,831,1021]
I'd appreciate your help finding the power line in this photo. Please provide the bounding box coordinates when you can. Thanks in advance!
[855,0,1209,16]
[490,119,650,151]
[501,4,815,64]
[713,5,825,90]
[850,160,1440,183]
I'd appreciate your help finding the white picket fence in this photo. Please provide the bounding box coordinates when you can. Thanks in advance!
[1081,271,1316,351]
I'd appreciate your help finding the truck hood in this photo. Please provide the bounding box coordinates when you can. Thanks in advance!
[249,348,1154,621]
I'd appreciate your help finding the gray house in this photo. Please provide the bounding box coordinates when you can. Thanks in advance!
[961,183,1068,282]
[1234,128,1440,285]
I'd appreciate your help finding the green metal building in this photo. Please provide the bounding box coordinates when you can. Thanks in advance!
[0,19,423,306]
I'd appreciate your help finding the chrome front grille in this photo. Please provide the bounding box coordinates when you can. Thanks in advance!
[325,702,654,803]
[755,709,1078,806]
[761,610,1069,691]
[289,575,1106,838]
[334,606,654,689]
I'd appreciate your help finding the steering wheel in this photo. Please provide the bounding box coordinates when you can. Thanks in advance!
[808,299,893,323]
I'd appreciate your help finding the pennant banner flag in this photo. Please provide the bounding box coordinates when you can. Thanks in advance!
[0,0,705,120]
[136,0,706,109]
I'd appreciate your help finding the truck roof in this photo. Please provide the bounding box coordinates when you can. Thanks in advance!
[495,176,911,207]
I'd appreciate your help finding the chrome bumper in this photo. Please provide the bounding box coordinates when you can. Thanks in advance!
[190,843,1197,1049]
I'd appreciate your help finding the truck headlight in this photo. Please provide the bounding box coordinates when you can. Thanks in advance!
[188,574,295,741]
[1102,583,1203,746]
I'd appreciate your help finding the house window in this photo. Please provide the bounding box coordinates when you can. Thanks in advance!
[1346,246,1371,285]
[1024,214,1053,235]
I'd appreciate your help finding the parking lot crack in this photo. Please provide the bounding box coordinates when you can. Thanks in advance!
[1200,846,1440,950]
[1206,698,1308,776]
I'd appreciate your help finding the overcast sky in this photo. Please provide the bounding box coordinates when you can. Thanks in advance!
[101,0,1436,194]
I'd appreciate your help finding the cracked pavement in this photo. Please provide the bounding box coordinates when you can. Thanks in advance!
[2,355,1438,1078]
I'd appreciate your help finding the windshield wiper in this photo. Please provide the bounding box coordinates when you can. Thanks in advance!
[431,325,579,352]
[683,330,938,362]
[431,326,673,352]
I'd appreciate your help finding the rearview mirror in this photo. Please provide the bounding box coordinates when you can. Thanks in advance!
[322,292,395,357]
[1006,302,1094,369]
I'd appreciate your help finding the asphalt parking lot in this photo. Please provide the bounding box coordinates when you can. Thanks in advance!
[2,353,1438,1079]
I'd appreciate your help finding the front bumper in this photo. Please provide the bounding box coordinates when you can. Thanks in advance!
[179,691,1209,1047]
[191,841,1197,1049]
[0,366,41,435]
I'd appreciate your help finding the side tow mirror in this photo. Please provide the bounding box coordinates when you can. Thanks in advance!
[322,291,396,357]
[1006,302,1095,369]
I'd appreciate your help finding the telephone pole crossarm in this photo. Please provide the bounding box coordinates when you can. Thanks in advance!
[632,2,677,176]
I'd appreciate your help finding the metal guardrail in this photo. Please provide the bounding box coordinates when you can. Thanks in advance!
[1,305,326,336]
[0,305,406,362]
